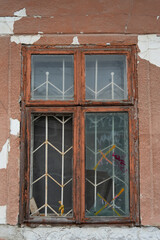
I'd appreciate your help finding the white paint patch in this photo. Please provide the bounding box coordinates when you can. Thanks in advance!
[34,15,42,18]
[0,8,27,35]
[14,8,27,17]
[0,139,10,169]
[138,35,160,67]
[0,17,22,35]
[72,36,79,45]
[0,206,6,224]
[157,16,159,20]
[10,118,20,136]
[11,35,41,44]
[106,42,111,45]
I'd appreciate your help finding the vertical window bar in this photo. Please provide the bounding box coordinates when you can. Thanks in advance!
[46,72,49,100]
[61,116,65,205]
[62,59,65,100]
[94,115,97,210]
[95,59,98,100]
[112,114,115,209]
[45,116,48,216]
[111,72,114,100]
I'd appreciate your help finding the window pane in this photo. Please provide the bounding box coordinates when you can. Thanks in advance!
[30,114,73,217]
[31,55,74,100]
[85,55,127,101]
[85,112,129,217]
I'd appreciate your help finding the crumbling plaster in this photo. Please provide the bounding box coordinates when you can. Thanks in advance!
[0,8,26,35]
[0,139,10,169]
[0,7,42,44]
[10,118,20,136]
[138,34,160,67]
[71,36,79,45]
[0,205,6,224]
[11,34,41,44]
[0,0,160,231]
[0,225,160,240]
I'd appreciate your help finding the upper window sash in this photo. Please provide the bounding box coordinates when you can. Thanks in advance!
[23,47,135,106]
[81,49,134,105]
[24,49,78,106]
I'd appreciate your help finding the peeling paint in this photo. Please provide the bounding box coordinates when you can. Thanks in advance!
[0,17,21,35]
[10,35,41,44]
[157,16,159,20]
[0,206,6,224]
[10,118,20,136]
[138,35,160,67]
[14,8,27,17]
[34,15,42,18]
[71,36,79,45]
[0,8,27,35]
[106,43,111,45]
[0,139,10,169]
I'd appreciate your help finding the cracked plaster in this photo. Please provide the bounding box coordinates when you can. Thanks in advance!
[0,8,27,35]
[0,226,160,240]
[11,34,41,44]
[138,34,160,67]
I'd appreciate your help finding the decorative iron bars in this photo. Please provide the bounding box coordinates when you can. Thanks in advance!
[31,55,74,100]
[30,114,73,217]
[85,55,127,101]
[85,113,129,217]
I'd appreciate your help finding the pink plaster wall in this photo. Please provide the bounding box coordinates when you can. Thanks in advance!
[0,0,160,226]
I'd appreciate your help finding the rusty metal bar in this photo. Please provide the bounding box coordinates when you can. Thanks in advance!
[61,116,65,205]
[45,115,48,216]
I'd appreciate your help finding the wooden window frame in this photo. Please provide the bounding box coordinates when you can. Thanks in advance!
[19,45,139,225]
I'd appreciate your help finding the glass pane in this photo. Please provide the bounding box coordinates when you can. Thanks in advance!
[31,55,74,100]
[85,112,129,217]
[85,55,127,101]
[30,114,73,217]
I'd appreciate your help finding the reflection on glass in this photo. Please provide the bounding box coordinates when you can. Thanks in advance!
[31,55,74,100]
[30,114,73,217]
[85,113,129,217]
[85,55,127,101]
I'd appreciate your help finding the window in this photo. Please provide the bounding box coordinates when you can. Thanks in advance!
[20,46,139,225]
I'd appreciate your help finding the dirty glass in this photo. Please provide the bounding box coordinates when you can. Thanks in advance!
[31,55,74,100]
[30,114,73,217]
[85,55,127,101]
[85,112,129,217]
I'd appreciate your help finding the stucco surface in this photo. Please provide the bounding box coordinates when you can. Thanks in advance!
[0,225,160,240]
[0,0,160,34]
[0,0,160,229]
